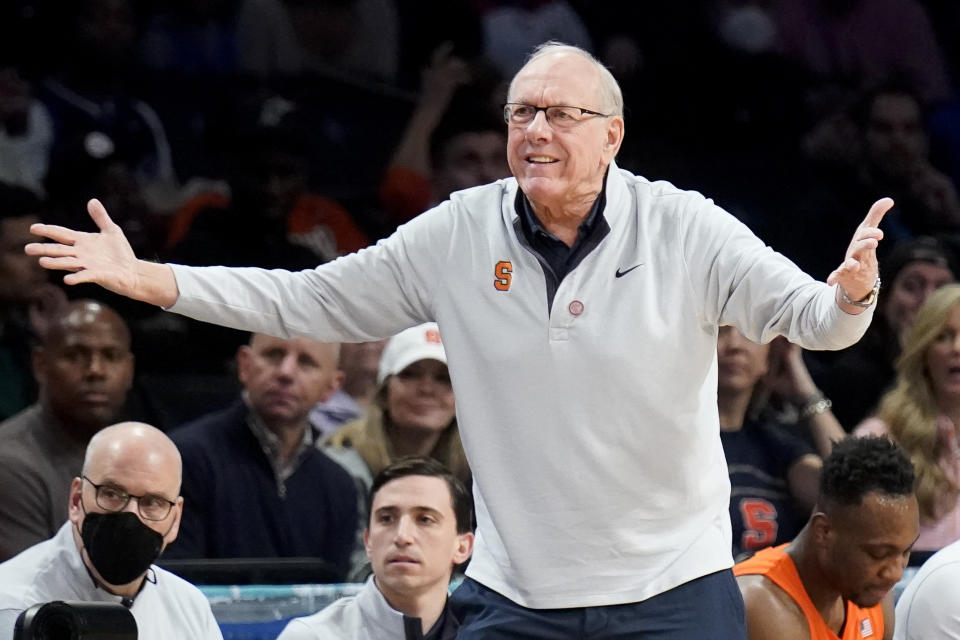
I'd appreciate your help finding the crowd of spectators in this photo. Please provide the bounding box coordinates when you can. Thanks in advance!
[5,0,960,628]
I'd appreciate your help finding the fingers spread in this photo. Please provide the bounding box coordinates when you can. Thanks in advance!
[64,271,98,285]
[28,224,78,246]
[87,198,117,232]
[24,242,76,258]
[38,256,84,272]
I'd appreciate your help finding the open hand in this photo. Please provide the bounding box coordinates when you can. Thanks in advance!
[24,198,142,298]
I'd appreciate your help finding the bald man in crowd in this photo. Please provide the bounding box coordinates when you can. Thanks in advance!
[165,333,358,578]
[0,299,135,560]
[0,422,223,639]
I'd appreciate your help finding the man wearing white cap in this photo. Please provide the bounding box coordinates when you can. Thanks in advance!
[324,323,470,492]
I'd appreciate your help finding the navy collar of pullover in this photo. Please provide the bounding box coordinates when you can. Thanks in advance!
[515,169,610,283]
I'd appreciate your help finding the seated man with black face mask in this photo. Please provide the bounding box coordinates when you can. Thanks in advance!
[0,422,223,639]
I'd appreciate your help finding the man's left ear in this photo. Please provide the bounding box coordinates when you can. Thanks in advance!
[163,497,184,546]
[452,532,475,565]
[604,117,625,159]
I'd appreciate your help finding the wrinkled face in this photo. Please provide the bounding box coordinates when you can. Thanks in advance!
[507,52,624,214]
[0,215,46,304]
[238,335,342,427]
[819,492,919,608]
[884,262,954,339]
[365,475,472,602]
[716,325,770,395]
[865,93,928,182]
[385,359,455,432]
[434,131,509,198]
[924,303,960,403]
[35,318,134,431]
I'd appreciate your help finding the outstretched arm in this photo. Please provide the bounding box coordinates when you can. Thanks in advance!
[828,198,893,314]
[24,198,179,308]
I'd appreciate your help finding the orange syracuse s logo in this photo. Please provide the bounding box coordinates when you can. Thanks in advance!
[494,261,513,291]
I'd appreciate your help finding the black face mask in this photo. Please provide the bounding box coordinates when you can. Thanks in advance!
[80,511,165,586]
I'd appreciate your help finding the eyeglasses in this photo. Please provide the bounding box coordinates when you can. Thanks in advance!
[503,103,613,129]
[82,476,176,522]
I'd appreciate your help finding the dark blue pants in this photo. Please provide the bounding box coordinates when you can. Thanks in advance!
[450,569,747,639]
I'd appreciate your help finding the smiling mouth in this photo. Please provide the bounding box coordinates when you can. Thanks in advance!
[527,156,558,164]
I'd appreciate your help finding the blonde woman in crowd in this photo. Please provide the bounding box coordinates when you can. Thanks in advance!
[855,283,960,552]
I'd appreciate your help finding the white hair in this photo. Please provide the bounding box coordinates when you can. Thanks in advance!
[508,41,624,116]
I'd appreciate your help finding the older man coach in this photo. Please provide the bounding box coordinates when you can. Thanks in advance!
[27,42,889,638]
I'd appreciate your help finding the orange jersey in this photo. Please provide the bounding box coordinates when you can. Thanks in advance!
[734,545,884,640]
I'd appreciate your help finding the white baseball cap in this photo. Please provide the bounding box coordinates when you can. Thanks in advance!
[377,323,447,385]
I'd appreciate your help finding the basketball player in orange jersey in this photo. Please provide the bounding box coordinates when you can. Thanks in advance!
[735,436,919,640]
